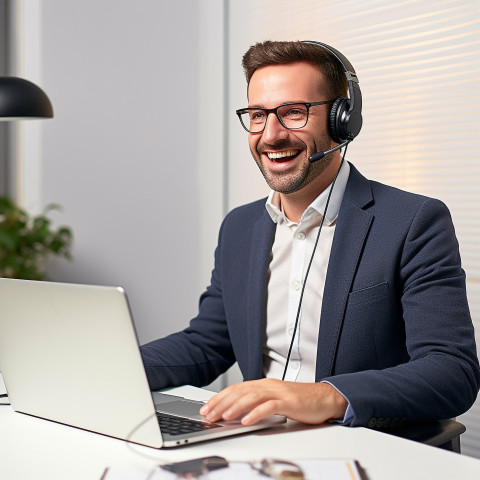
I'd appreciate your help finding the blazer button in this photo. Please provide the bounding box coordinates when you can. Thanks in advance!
[368,418,377,428]
[383,417,392,428]
[376,418,385,428]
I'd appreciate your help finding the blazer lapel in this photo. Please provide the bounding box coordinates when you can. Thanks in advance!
[315,165,374,380]
[245,209,276,380]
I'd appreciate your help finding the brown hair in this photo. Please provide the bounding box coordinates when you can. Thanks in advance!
[242,40,347,100]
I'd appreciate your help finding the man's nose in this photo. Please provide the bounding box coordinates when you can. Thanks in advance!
[261,112,289,144]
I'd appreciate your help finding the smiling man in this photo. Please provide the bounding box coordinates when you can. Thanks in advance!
[141,40,479,434]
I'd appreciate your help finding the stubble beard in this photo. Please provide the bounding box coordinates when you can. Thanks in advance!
[252,145,332,195]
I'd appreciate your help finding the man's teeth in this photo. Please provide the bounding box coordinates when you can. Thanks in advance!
[267,150,297,160]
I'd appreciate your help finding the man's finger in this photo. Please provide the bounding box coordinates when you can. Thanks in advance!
[241,399,281,425]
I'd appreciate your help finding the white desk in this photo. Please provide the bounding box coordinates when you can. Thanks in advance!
[1,384,480,480]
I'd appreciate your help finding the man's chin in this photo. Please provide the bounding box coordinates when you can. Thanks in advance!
[264,173,308,195]
[254,157,311,193]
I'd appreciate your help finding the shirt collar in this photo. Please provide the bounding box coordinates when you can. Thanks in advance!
[265,160,350,226]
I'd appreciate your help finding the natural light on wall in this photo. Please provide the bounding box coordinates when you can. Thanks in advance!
[227,0,480,458]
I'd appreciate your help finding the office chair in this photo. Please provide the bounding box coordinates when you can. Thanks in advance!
[390,419,465,453]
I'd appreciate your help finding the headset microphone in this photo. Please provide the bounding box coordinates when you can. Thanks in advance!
[308,139,350,163]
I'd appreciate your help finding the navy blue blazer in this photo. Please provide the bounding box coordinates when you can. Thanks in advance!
[141,164,480,428]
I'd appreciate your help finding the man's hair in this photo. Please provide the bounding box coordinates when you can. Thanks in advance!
[242,40,348,100]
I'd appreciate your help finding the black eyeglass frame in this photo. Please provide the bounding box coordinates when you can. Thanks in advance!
[236,100,334,133]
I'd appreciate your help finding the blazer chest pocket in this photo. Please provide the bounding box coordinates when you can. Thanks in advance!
[347,281,389,307]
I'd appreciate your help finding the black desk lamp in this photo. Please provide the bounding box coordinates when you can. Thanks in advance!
[0,76,53,200]
[0,76,53,120]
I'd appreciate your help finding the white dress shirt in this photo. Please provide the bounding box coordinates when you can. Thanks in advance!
[263,161,350,382]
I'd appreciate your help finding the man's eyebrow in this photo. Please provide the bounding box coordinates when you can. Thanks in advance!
[246,101,309,108]
[246,104,266,108]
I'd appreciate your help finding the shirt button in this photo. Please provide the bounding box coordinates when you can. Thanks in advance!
[290,361,300,370]
[287,326,295,337]
[297,232,306,240]
[292,281,301,291]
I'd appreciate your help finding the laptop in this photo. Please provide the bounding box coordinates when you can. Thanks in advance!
[0,278,285,448]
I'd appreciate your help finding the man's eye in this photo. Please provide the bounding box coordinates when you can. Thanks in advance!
[250,111,266,122]
[284,108,306,118]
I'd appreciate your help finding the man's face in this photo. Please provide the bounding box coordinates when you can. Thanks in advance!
[247,61,336,195]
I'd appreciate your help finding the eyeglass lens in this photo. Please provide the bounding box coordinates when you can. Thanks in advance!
[240,104,309,133]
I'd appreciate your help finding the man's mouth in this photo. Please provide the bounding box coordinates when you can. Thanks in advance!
[266,149,301,162]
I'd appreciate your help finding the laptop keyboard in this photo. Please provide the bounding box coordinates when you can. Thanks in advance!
[156,412,222,436]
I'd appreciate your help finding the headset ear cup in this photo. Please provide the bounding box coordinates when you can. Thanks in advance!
[328,96,349,144]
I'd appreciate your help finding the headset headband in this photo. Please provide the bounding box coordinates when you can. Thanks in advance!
[302,40,363,142]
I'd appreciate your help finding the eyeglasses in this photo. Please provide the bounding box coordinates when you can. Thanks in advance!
[236,100,334,133]
[249,459,305,479]
[155,457,305,479]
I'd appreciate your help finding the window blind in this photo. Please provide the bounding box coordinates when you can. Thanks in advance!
[323,2,480,457]
[228,0,480,457]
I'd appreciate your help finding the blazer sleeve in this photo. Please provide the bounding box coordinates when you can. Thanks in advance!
[140,219,236,391]
[325,198,480,428]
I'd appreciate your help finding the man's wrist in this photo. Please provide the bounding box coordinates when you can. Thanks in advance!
[320,381,351,423]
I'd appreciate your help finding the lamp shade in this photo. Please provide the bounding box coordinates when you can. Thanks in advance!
[0,77,53,120]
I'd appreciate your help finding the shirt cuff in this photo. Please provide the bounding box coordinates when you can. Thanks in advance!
[321,381,354,425]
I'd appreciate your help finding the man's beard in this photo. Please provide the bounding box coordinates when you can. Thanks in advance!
[252,140,332,194]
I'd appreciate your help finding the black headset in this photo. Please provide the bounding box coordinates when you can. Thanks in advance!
[302,41,363,145]
[282,42,363,378]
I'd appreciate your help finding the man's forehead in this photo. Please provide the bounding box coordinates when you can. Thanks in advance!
[247,61,326,104]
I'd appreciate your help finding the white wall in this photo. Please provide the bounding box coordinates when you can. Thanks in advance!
[10,0,225,346]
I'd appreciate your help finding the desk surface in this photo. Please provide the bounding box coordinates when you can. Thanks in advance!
[1,384,480,480]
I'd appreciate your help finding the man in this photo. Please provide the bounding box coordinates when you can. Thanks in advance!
[141,40,479,429]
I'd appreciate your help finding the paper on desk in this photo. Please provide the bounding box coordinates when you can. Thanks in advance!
[102,458,365,480]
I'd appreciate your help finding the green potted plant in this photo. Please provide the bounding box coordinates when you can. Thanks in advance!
[0,196,73,280]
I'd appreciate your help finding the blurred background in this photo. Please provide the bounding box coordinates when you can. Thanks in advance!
[1,0,479,457]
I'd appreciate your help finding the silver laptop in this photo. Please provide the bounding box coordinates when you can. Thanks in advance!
[0,278,284,448]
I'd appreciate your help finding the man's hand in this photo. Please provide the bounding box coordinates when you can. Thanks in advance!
[199,378,348,426]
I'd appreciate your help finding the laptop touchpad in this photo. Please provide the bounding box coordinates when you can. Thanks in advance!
[153,393,205,421]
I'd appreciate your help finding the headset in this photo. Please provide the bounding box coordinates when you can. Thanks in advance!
[302,41,362,161]
[282,42,362,379]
